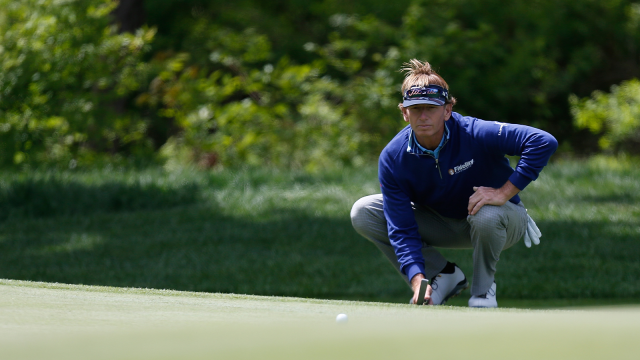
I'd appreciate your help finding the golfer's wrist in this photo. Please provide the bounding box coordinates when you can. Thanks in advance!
[410,273,426,291]
[498,180,520,202]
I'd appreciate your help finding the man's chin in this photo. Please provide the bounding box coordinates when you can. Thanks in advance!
[415,129,435,137]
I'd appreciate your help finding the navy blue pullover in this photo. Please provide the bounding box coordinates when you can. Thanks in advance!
[378,112,558,281]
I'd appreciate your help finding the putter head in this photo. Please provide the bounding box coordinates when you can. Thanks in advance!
[416,278,430,305]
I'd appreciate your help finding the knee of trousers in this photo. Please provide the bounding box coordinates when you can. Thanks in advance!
[467,205,507,242]
[350,195,385,240]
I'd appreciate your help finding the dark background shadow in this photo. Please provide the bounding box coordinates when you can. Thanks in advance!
[0,178,200,219]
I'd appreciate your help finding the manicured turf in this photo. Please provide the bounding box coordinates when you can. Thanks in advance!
[1,279,639,360]
[0,156,639,305]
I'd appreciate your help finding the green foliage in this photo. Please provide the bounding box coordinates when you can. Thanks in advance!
[2,0,640,169]
[392,0,640,132]
[141,21,376,171]
[142,12,413,170]
[144,0,411,62]
[0,0,155,168]
[570,79,640,151]
[142,0,640,169]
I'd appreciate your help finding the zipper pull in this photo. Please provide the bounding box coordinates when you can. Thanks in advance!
[436,158,442,179]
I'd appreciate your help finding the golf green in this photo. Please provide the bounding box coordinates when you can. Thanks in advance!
[1,279,638,359]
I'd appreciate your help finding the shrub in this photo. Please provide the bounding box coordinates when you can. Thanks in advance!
[570,79,640,152]
[0,0,155,168]
[141,21,374,171]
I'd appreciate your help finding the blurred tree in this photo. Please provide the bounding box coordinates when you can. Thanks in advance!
[394,0,640,146]
[139,23,370,171]
[110,0,147,149]
[144,0,410,62]
[2,0,640,169]
[139,0,640,169]
[0,0,156,167]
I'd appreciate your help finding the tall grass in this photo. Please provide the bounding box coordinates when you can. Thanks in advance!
[0,157,638,304]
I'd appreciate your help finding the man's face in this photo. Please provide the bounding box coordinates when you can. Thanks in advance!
[401,103,452,145]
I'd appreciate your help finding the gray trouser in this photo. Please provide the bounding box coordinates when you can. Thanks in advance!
[350,194,528,296]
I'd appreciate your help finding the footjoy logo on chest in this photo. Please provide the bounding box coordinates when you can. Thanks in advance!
[449,159,474,175]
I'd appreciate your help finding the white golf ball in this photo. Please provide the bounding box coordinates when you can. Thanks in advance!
[336,313,348,323]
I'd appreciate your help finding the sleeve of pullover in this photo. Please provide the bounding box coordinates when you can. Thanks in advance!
[378,152,425,281]
[472,119,558,190]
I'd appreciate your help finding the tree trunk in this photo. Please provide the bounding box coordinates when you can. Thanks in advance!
[113,0,146,33]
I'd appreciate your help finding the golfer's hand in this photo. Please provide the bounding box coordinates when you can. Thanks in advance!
[468,181,520,215]
[410,274,433,305]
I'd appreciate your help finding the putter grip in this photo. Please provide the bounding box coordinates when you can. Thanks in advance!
[416,278,429,305]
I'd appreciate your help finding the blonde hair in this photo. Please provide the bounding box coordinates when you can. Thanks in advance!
[399,59,457,108]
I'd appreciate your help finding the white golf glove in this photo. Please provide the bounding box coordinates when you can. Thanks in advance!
[524,211,542,248]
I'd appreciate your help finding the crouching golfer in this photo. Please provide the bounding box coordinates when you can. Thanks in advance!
[351,59,557,307]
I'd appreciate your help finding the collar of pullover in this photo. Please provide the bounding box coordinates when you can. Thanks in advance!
[407,122,450,159]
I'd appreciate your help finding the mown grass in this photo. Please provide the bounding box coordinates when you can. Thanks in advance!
[0,156,639,306]
[3,279,639,360]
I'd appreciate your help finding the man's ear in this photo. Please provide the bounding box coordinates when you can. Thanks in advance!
[444,103,453,121]
[401,106,410,123]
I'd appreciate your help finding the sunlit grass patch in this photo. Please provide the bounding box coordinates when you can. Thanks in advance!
[34,233,104,255]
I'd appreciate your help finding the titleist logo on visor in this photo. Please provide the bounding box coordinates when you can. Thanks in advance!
[402,85,449,107]
[405,86,448,99]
